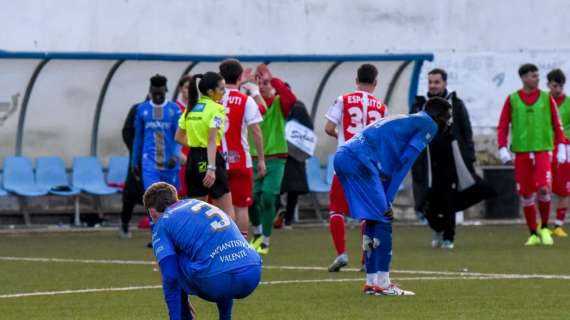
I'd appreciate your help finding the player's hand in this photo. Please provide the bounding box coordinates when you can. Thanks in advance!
[498,147,512,165]
[203,169,216,188]
[256,159,266,179]
[256,64,272,81]
[240,81,260,97]
[239,67,256,85]
[166,156,178,169]
[557,143,567,164]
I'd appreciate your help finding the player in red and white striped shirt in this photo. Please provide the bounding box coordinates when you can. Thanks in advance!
[219,59,267,237]
[324,64,388,272]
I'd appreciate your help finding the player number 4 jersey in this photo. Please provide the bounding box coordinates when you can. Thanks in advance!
[325,91,388,147]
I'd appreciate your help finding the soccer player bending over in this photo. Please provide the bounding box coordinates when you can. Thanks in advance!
[334,97,451,296]
[145,182,262,320]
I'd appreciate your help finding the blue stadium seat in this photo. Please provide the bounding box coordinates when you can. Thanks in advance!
[325,153,335,186]
[72,157,119,195]
[107,156,129,189]
[306,156,331,193]
[3,156,48,196]
[36,156,80,196]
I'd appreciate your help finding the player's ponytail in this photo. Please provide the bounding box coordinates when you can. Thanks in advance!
[187,74,203,115]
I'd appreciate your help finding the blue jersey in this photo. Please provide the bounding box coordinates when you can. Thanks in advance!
[152,199,261,279]
[341,111,437,204]
[132,100,182,170]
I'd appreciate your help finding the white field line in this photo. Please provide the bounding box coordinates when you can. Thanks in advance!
[0,276,498,299]
[3,256,570,280]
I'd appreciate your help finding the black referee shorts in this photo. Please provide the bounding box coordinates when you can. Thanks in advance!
[185,148,230,199]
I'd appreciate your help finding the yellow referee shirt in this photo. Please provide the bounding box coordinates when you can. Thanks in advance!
[179,96,225,148]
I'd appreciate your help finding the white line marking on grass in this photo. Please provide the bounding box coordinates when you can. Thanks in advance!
[0,256,153,265]
[0,276,495,299]
[3,256,570,281]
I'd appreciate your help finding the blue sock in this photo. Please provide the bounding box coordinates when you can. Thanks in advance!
[364,221,378,274]
[217,299,234,320]
[375,222,393,272]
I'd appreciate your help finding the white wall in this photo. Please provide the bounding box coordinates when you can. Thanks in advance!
[1,0,569,54]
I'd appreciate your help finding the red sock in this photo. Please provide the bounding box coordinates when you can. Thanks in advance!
[556,207,567,225]
[538,200,551,227]
[523,205,538,232]
[329,213,346,255]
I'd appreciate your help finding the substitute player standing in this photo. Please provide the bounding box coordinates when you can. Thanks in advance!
[131,74,182,190]
[497,64,567,246]
[548,69,570,237]
[219,59,266,238]
[145,182,261,320]
[324,64,388,272]
[334,97,451,296]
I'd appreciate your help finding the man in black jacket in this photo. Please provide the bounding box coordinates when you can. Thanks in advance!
[119,99,147,239]
[411,68,493,249]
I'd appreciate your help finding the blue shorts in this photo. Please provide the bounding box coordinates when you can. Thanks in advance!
[333,149,390,222]
[185,264,261,302]
[142,166,179,190]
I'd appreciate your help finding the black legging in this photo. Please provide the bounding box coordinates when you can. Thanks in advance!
[276,192,302,225]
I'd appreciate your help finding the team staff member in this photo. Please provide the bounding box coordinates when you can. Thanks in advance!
[219,59,266,238]
[245,64,297,255]
[548,69,570,237]
[497,63,566,246]
[175,72,235,219]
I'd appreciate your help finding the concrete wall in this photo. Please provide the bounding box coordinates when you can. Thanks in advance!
[1,0,568,54]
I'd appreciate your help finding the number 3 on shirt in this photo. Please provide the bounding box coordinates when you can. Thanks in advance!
[191,202,231,232]
[347,107,383,135]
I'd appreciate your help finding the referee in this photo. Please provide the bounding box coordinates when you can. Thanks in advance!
[175,72,235,219]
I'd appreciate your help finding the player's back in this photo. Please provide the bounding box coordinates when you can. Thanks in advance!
[342,112,436,176]
[137,100,182,168]
[335,91,388,146]
[156,199,261,277]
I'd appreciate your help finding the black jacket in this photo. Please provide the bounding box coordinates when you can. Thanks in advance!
[411,91,494,212]
[281,100,313,194]
[122,103,144,203]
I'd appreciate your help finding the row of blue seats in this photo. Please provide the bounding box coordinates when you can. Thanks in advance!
[306,154,335,193]
[0,156,129,197]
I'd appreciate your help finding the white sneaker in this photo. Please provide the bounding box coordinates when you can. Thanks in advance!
[119,229,132,239]
[377,283,415,296]
[328,254,348,272]
[441,240,454,249]
[431,231,443,248]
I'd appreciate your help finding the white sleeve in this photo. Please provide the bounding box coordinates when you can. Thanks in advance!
[325,96,343,124]
[244,96,263,125]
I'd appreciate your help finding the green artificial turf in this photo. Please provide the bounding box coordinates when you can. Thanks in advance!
[0,224,569,319]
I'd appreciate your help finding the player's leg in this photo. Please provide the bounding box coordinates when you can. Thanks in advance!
[185,149,211,202]
[535,152,554,245]
[425,205,444,248]
[362,220,378,294]
[374,222,414,296]
[328,175,349,272]
[216,299,233,320]
[515,154,541,245]
[257,158,286,255]
[284,191,299,227]
[551,159,569,236]
[249,159,263,247]
[228,168,254,237]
